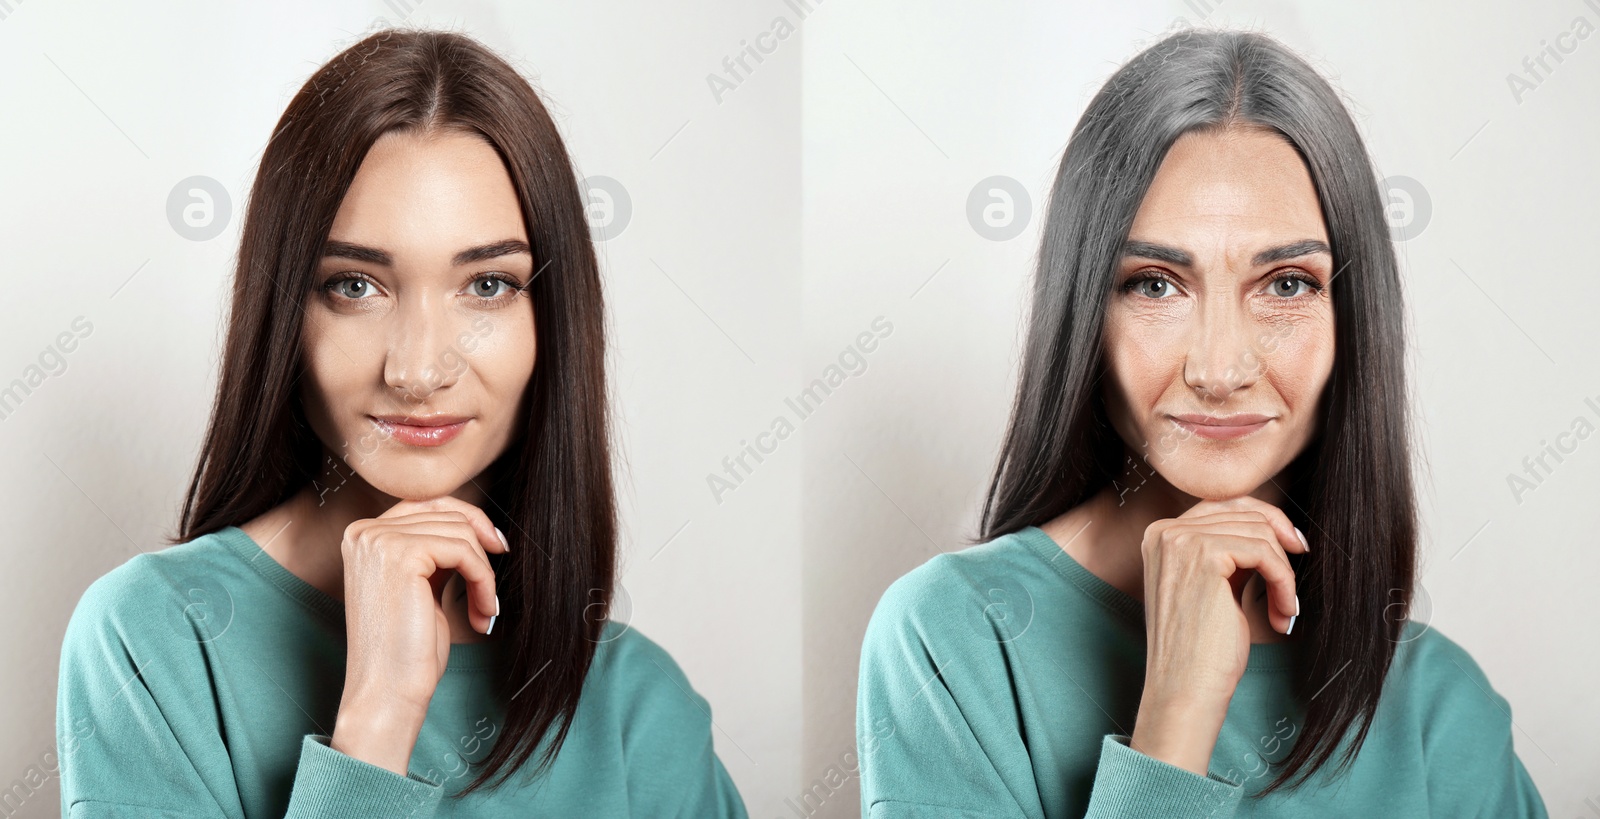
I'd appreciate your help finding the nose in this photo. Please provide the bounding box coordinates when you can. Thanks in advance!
[382,292,464,405]
[1183,298,1262,403]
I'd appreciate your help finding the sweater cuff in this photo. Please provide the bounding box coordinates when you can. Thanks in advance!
[285,734,444,817]
[1084,734,1243,817]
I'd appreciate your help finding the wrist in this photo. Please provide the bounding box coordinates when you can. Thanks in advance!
[330,695,426,776]
[1129,690,1227,777]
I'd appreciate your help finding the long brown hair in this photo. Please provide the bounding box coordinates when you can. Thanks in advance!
[171,28,616,796]
[981,29,1417,796]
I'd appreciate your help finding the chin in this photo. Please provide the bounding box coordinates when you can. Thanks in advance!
[1155,461,1271,502]
[356,457,474,502]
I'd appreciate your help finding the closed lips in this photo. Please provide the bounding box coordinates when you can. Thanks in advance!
[371,415,470,427]
[1170,413,1272,426]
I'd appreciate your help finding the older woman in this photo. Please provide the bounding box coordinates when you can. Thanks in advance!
[856,28,1547,818]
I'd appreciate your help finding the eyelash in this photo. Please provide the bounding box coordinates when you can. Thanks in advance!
[1120,269,1324,302]
[319,271,528,306]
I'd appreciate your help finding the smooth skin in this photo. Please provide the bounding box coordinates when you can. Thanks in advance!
[1039,125,1335,777]
[240,127,538,776]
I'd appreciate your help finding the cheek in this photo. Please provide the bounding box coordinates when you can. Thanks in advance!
[1258,314,1335,409]
[1104,313,1184,408]
[465,313,537,398]
[301,318,378,408]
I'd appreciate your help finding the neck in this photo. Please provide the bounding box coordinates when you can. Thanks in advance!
[1053,448,1291,604]
[252,449,492,603]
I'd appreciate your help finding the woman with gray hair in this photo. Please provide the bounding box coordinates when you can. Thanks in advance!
[856,28,1547,817]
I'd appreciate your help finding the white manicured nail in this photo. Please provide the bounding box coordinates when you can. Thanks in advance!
[1295,527,1308,550]
[495,527,508,550]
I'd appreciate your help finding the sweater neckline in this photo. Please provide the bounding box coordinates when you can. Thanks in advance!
[217,525,505,671]
[1015,525,1297,672]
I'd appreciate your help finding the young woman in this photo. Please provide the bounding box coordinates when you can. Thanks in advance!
[56,29,747,816]
[856,29,1549,818]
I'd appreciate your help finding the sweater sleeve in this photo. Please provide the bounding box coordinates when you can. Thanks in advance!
[855,566,1036,818]
[857,561,1249,819]
[57,561,238,818]
[614,628,749,818]
[1417,633,1549,819]
[1083,735,1243,817]
[283,734,444,816]
[56,557,445,818]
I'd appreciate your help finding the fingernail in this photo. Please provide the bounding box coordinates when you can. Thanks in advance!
[496,526,509,551]
[1294,593,1300,616]
[1286,613,1296,635]
[494,593,501,617]
[486,613,496,635]
[1294,527,1308,551]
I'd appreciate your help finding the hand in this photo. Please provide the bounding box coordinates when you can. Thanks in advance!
[329,496,510,774]
[1129,496,1309,776]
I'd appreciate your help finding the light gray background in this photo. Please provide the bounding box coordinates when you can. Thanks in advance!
[800,1,1598,816]
[2,1,1595,817]
[0,1,800,815]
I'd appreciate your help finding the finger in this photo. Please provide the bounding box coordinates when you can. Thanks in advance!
[411,534,500,634]
[1184,505,1305,556]
[1232,500,1308,556]
[382,502,509,556]
[1212,535,1300,634]
[364,515,494,564]
[1168,517,1299,560]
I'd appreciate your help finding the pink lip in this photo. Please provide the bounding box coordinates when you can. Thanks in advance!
[1169,413,1273,441]
[369,415,471,447]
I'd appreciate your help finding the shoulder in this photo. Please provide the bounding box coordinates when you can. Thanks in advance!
[862,530,1036,652]
[588,618,687,679]
[62,531,239,657]
[585,619,717,732]
[1386,619,1516,747]
[1382,619,1550,812]
[1390,619,1503,701]
[580,620,731,779]
[580,621,747,817]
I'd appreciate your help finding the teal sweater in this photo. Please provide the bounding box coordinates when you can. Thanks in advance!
[856,525,1548,818]
[57,525,748,818]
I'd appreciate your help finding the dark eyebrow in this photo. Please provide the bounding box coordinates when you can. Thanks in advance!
[322,239,532,267]
[1120,239,1331,267]
[1251,239,1331,266]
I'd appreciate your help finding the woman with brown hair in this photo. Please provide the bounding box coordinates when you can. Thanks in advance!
[56,28,747,816]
